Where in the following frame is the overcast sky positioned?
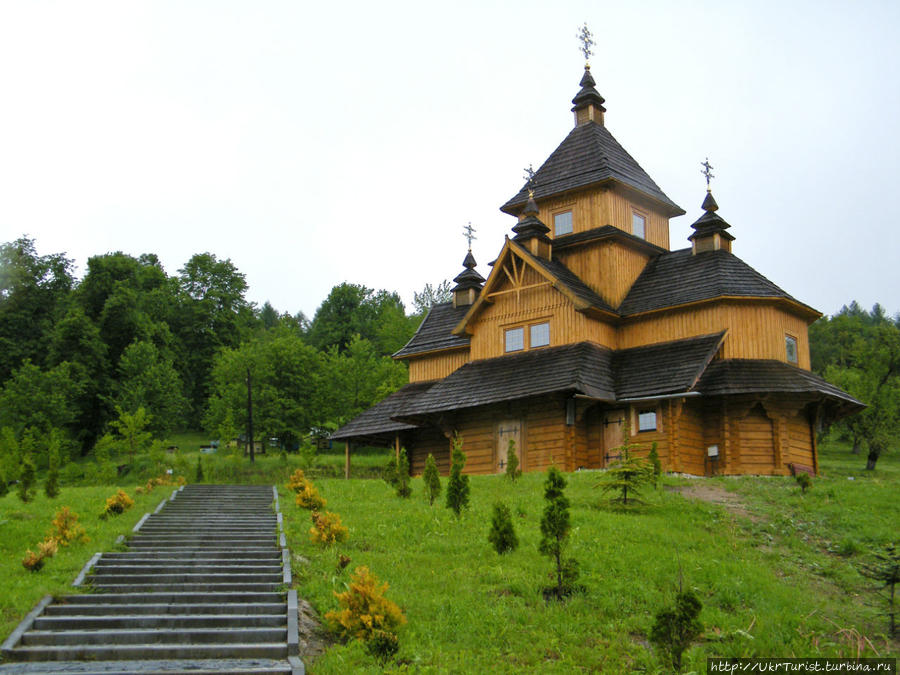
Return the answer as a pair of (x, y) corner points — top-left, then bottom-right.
(1, 0), (898, 320)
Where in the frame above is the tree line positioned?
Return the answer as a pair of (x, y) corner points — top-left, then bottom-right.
(0, 236), (446, 472)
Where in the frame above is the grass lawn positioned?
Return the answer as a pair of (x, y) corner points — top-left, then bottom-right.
(0, 484), (175, 642)
(283, 441), (900, 673)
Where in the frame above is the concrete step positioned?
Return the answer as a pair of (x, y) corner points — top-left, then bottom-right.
(0, 657), (298, 674)
(52, 592), (285, 605)
(92, 565), (283, 575)
(33, 613), (286, 630)
(98, 551), (282, 561)
(21, 627), (287, 647)
(90, 582), (283, 593)
(9, 642), (289, 661)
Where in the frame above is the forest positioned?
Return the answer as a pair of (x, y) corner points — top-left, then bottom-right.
(0, 235), (897, 477)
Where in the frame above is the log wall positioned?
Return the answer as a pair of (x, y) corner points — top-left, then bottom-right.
(556, 241), (652, 309)
(407, 349), (469, 383)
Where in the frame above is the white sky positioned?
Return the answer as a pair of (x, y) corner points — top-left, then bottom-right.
(1, 0), (898, 320)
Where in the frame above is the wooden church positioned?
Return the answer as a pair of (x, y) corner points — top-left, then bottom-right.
(332, 54), (862, 478)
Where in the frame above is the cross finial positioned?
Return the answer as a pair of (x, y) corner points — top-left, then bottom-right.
(701, 157), (715, 191)
(463, 222), (477, 250)
(576, 22), (594, 64)
(524, 164), (536, 197)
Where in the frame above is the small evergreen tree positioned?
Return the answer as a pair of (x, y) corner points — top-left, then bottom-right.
(445, 432), (470, 518)
(650, 589), (703, 672)
(395, 449), (412, 498)
(539, 467), (578, 599)
(795, 472), (812, 494)
(647, 441), (661, 486)
(18, 439), (37, 504)
(857, 543), (899, 637)
(44, 431), (61, 499)
(382, 456), (399, 488)
(422, 453), (441, 505)
(195, 455), (204, 482)
(505, 438), (521, 481)
(597, 420), (653, 506)
(488, 501), (518, 554)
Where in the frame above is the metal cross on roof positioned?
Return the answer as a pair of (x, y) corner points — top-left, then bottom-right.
(701, 157), (715, 189)
(523, 164), (536, 195)
(576, 23), (594, 63)
(463, 222), (477, 249)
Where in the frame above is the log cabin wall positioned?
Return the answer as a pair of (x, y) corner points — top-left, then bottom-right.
(535, 186), (670, 250)
(407, 425), (451, 476)
(620, 302), (812, 368)
(407, 349), (470, 383)
(468, 265), (617, 360)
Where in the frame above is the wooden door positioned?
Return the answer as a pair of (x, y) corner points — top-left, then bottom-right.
(738, 404), (775, 474)
(496, 420), (522, 473)
(602, 409), (626, 467)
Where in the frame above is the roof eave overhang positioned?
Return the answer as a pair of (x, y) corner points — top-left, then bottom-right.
(392, 344), (470, 361)
(621, 296), (822, 323)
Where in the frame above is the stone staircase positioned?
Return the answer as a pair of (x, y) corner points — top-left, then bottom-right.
(0, 484), (303, 674)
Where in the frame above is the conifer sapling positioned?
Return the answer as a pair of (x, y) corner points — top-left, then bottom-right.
(395, 448), (412, 498)
(539, 467), (578, 599)
(647, 441), (661, 487)
(650, 588), (703, 672)
(44, 432), (61, 499)
(505, 438), (521, 481)
(488, 501), (518, 554)
(445, 432), (470, 517)
(18, 452), (36, 504)
(422, 453), (441, 505)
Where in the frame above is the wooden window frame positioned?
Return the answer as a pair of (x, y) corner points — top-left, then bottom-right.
(504, 326), (525, 353)
(631, 209), (647, 240)
(530, 322), (550, 349)
(633, 405), (660, 433)
(502, 318), (551, 353)
(552, 207), (574, 236)
(785, 333), (799, 364)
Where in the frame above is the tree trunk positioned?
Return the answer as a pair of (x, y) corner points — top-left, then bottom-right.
(865, 444), (881, 470)
(851, 438), (861, 455)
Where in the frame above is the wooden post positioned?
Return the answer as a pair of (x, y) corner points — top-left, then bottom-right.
(394, 435), (400, 462)
(345, 442), (350, 480)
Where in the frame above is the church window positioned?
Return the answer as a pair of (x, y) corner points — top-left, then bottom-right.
(505, 327), (524, 352)
(632, 212), (646, 239)
(554, 210), (573, 236)
(530, 322), (550, 348)
(637, 408), (657, 432)
(785, 334), (798, 364)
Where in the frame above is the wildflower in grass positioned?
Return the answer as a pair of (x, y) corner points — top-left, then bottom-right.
(326, 566), (406, 662)
(309, 510), (349, 546)
(422, 453), (441, 505)
(488, 501), (518, 555)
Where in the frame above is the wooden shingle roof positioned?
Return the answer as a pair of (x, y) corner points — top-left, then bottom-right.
(393, 303), (470, 358)
(614, 332), (725, 399)
(501, 122), (684, 216)
(696, 359), (865, 415)
(618, 248), (818, 317)
(330, 381), (437, 442)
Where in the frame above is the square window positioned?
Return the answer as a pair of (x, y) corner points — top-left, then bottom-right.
(530, 322), (550, 348)
(554, 211), (573, 236)
(505, 327), (524, 352)
(785, 335), (798, 363)
(637, 409), (657, 432)
(632, 212), (646, 239)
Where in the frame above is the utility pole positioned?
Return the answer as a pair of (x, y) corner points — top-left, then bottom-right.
(246, 367), (255, 463)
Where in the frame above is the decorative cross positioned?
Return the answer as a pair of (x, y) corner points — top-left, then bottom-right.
(463, 222), (477, 249)
(701, 157), (715, 189)
(523, 164), (536, 196)
(576, 23), (594, 63)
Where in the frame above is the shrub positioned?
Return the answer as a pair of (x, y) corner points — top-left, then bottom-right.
(795, 472), (812, 494)
(488, 501), (518, 555)
(382, 456), (399, 488)
(505, 439), (521, 481)
(286, 468), (308, 493)
(325, 566), (407, 662)
(650, 589), (703, 672)
(395, 449), (412, 498)
(38, 538), (58, 559)
(18, 452), (36, 503)
(295, 482), (326, 510)
(49, 506), (89, 546)
(103, 490), (134, 517)
(445, 433), (470, 518)
(309, 510), (349, 546)
(857, 542), (899, 637)
(22, 549), (45, 572)
(422, 453), (441, 505)
(539, 467), (578, 600)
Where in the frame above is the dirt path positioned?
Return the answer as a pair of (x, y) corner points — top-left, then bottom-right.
(669, 483), (761, 522)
